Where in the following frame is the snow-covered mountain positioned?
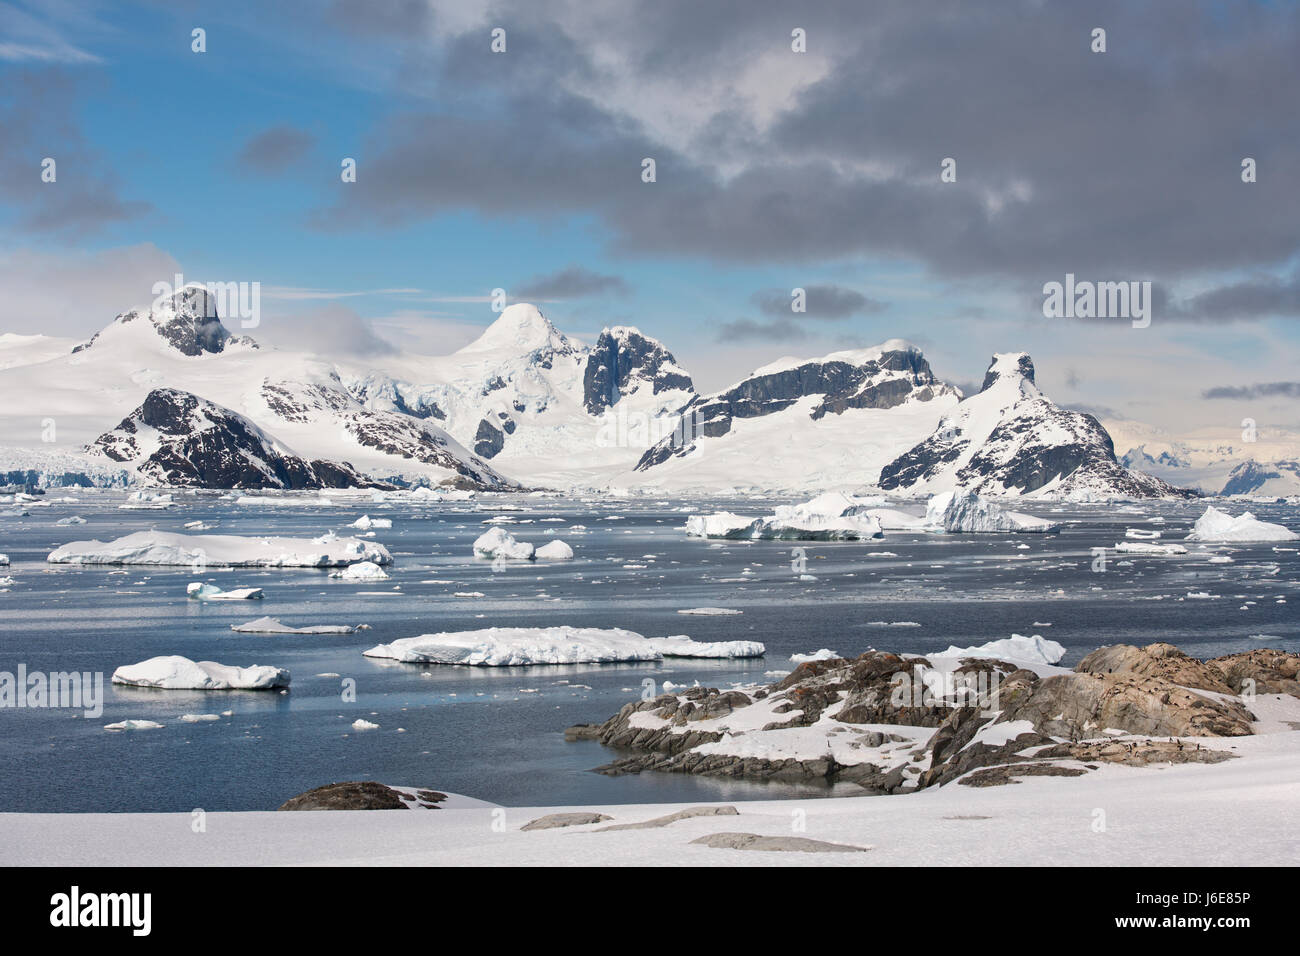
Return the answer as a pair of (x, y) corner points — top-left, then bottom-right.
(1108, 421), (1300, 497)
(1219, 459), (1300, 497)
(877, 352), (1183, 499)
(627, 341), (962, 491)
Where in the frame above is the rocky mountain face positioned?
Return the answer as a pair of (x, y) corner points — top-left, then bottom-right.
(1220, 459), (1300, 497)
(582, 326), (693, 415)
(91, 388), (377, 489)
(636, 343), (958, 472)
(878, 352), (1183, 499)
(73, 286), (257, 357)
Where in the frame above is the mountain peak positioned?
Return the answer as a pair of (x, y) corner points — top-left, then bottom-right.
(980, 352), (1036, 393)
(457, 303), (575, 356)
(73, 284), (256, 357)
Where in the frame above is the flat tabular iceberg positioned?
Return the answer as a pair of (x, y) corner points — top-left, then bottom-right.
(47, 530), (391, 568)
(932, 634), (1066, 665)
(112, 655), (291, 690)
(926, 491), (1060, 533)
(1184, 506), (1296, 543)
(363, 626), (760, 666)
(472, 526), (535, 561)
(1114, 541), (1188, 555)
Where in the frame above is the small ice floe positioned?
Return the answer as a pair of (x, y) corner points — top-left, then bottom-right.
(119, 491), (174, 510)
(349, 514), (392, 530)
(231, 616), (358, 635)
(351, 719), (379, 731)
(535, 540), (574, 560)
(0, 576), (14, 588)
(178, 713), (221, 723)
(932, 634), (1066, 665)
(676, 607), (742, 616)
(1207, 555), (1235, 564)
(453, 591), (485, 598)
(104, 719), (164, 731)
(864, 621), (921, 627)
(363, 626), (725, 666)
(329, 560), (389, 581)
(1125, 528), (1161, 539)
(1114, 541), (1188, 555)
(56, 515), (87, 526)
(187, 582), (264, 601)
(925, 492), (1060, 533)
(111, 655), (290, 690)
(1186, 591), (1214, 600)
(0, 554), (8, 567)
(47, 530), (391, 568)
(1184, 506), (1297, 543)
(472, 526), (535, 561)
(791, 648), (840, 663)
(183, 520), (215, 530)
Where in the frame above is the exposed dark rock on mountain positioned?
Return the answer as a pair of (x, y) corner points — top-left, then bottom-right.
(74, 286), (257, 357)
(278, 781), (447, 810)
(474, 418), (505, 459)
(583, 327), (693, 415)
(1220, 459), (1300, 496)
(90, 388), (378, 489)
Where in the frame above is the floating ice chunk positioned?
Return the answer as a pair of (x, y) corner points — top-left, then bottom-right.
(1113, 541), (1188, 555)
(683, 512), (758, 539)
(472, 526), (535, 561)
(926, 492), (1060, 533)
(183, 520), (215, 530)
(329, 561), (389, 581)
(187, 582), (264, 601)
(0, 554), (8, 566)
(119, 491), (174, 510)
(646, 636), (766, 658)
(791, 649), (840, 663)
(112, 655), (290, 690)
(676, 607), (742, 616)
(932, 633), (1066, 665)
(178, 713), (221, 722)
(231, 616), (358, 635)
(363, 626), (665, 666)
(535, 540), (575, 560)
(104, 719), (164, 731)
(47, 531), (391, 568)
(352, 719), (379, 730)
(1125, 528), (1161, 539)
(1184, 506), (1297, 542)
(56, 515), (86, 526)
(349, 514), (392, 530)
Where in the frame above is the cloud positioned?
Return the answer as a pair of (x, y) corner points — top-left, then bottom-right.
(714, 317), (807, 343)
(1168, 271), (1300, 322)
(254, 303), (397, 358)
(1202, 382), (1300, 401)
(237, 125), (316, 173)
(752, 284), (886, 320)
(513, 265), (630, 300)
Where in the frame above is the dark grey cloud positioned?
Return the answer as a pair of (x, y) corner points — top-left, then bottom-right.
(1202, 382), (1300, 401)
(714, 317), (806, 343)
(752, 284), (887, 320)
(514, 265), (630, 300)
(0, 67), (150, 235)
(314, 0), (1300, 297)
(1168, 271), (1300, 322)
(238, 125), (316, 173)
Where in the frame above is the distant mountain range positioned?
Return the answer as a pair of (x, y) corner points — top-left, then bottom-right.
(0, 288), (1261, 498)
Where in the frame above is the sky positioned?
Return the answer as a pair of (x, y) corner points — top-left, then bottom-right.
(1, 0), (1298, 440)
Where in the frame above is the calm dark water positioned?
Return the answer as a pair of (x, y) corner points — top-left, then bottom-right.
(0, 490), (1295, 811)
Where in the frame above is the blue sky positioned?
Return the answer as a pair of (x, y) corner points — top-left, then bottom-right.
(2, 0), (1298, 435)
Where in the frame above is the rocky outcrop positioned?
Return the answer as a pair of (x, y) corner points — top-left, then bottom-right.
(583, 327), (693, 415)
(568, 642), (1278, 794)
(74, 286), (256, 357)
(277, 781), (447, 810)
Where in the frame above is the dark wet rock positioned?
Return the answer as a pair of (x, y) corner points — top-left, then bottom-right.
(279, 781), (415, 811)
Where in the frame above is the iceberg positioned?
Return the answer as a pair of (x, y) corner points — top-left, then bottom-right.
(1184, 506), (1296, 543)
(187, 582), (264, 601)
(683, 512), (760, 539)
(112, 655), (290, 690)
(750, 492), (885, 540)
(349, 514), (392, 530)
(535, 539), (575, 560)
(932, 633), (1066, 665)
(646, 636), (766, 658)
(925, 491), (1060, 533)
(363, 626), (665, 666)
(1114, 541), (1188, 555)
(472, 526), (535, 561)
(231, 616), (358, 635)
(47, 530), (391, 568)
(329, 561), (389, 581)
(104, 719), (165, 731)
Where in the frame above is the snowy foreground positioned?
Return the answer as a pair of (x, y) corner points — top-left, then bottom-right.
(3, 735), (1296, 865)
